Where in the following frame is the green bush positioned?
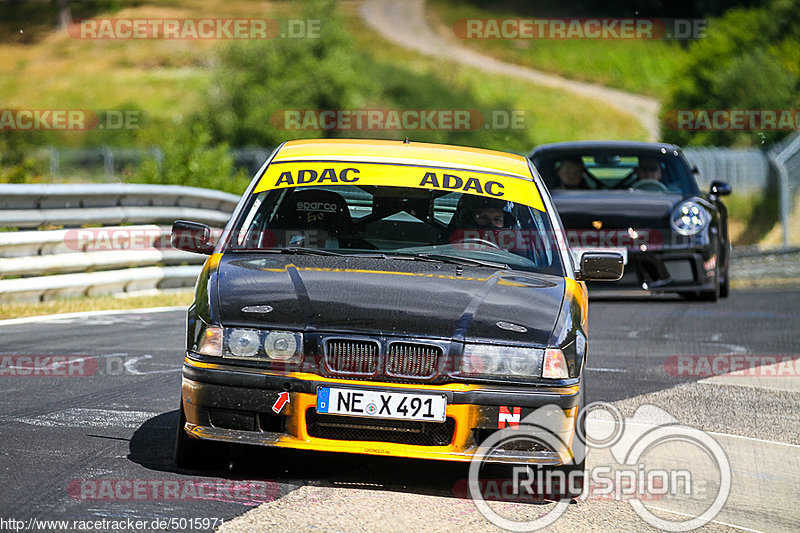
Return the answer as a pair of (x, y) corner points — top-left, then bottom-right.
(662, 0), (800, 146)
(134, 121), (249, 194)
(200, 0), (531, 153)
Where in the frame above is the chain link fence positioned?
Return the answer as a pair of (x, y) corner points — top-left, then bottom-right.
(30, 146), (273, 182)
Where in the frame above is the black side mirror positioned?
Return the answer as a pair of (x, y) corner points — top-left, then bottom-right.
(710, 181), (732, 197)
(577, 252), (624, 281)
(171, 220), (214, 254)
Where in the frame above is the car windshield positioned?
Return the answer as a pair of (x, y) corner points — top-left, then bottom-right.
(227, 173), (565, 276)
(533, 151), (698, 195)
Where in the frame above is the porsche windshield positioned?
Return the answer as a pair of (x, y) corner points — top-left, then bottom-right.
(533, 151), (699, 195)
(228, 178), (565, 276)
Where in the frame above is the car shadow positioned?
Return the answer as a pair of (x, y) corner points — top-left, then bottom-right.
(128, 411), (555, 506)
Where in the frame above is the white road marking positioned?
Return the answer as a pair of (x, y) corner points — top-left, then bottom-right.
(4, 408), (159, 428)
(123, 354), (181, 375)
(640, 504), (767, 533)
(586, 367), (629, 373)
(0, 306), (185, 327)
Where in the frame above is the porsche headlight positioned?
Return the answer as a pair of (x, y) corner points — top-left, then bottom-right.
(460, 344), (543, 378)
(671, 201), (709, 236)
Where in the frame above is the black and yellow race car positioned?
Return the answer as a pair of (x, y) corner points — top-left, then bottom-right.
(171, 139), (621, 479)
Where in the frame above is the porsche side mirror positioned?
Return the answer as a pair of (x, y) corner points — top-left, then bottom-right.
(171, 220), (214, 254)
(710, 180), (732, 197)
(577, 252), (624, 281)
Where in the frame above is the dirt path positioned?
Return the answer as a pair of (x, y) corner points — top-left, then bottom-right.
(360, 0), (661, 141)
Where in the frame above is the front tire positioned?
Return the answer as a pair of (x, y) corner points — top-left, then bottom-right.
(720, 267), (730, 298)
(175, 402), (227, 470)
(556, 371), (586, 499)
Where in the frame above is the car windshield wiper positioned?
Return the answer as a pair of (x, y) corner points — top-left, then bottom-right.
(404, 253), (509, 270)
(277, 247), (345, 256)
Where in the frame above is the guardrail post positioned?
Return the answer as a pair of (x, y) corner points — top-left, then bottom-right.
(101, 145), (114, 180)
(49, 147), (59, 177)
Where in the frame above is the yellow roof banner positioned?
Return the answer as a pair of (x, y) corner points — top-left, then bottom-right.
(254, 161), (545, 212)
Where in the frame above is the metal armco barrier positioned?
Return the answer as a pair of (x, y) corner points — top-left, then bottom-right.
(0, 184), (239, 303)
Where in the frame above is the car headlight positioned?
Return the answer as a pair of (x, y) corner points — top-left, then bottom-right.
(228, 329), (260, 358)
(193, 327), (303, 364)
(460, 344), (543, 378)
(264, 331), (300, 361)
(542, 348), (569, 379)
(671, 201), (709, 236)
(195, 325), (223, 357)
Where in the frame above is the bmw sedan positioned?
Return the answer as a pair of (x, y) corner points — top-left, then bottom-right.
(171, 138), (622, 483)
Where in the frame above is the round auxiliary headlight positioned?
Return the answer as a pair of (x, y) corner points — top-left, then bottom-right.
(228, 329), (260, 357)
(671, 201), (709, 236)
(264, 331), (299, 361)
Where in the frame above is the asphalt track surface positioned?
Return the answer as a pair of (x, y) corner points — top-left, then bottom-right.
(0, 289), (798, 532)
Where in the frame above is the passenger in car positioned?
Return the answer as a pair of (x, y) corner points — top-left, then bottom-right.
(555, 157), (588, 189)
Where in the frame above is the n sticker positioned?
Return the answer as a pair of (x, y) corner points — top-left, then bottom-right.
(498, 406), (521, 428)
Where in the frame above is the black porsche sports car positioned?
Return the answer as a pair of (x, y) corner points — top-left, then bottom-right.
(530, 141), (732, 301)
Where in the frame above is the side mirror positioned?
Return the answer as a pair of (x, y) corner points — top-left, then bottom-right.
(171, 220), (214, 254)
(709, 180), (732, 197)
(577, 252), (624, 281)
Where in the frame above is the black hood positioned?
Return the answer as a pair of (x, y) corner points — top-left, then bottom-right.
(551, 190), (685, 230)
(215, 254), (565, 346)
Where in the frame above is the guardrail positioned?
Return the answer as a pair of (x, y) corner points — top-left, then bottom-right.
(0, 184), (239, 303)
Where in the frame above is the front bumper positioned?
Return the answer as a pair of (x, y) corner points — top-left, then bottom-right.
(595, 247), (718, 293)
(180, 357), (581, 465)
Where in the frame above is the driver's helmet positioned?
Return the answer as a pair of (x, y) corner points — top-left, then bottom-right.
(452, 194), (517, 230)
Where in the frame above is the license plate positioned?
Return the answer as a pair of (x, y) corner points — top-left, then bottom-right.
(572, 246), (628, 265)
(316, 387), (447, 422)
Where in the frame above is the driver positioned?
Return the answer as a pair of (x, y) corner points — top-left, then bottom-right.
(637, 157), (663, 182)
(448, 195), (521, 252)
(451, 195), (517, 230)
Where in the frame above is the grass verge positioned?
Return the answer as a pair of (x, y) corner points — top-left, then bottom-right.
(0, 289), (194, 320)
(343, 3), (648, 147)
(428, 0), (684, 99)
